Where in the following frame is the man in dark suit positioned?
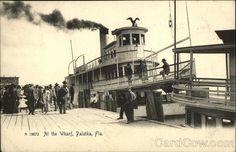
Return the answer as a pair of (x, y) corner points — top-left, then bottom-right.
(24, 84), (36, 115)
(69, 84), (75, 109)
(160, 58), (170, 79)
(57, 81), (68, 114)
(116, 91), (126, 120)
(125, 63), (133, 84)
(124, 88), (136, 124)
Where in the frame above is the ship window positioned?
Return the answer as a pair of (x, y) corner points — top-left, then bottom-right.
(134, 65), (139, 76)
(122, 34), (130, 46)
(132, 34), (140, 45)
(106, 52), (110, 59)
(193, 112), (201, 128)
(119, 36), (122, 47)
(105, 73), (108, 80)
(222, 118), (234, 128)
(119, 67), (123, 77)
(114, 70), (117, 78)
(186, 109), (191, 125)
(111, 51), (114, 58)
(141, 34), (145, 45)
(206, 116), (216, 127)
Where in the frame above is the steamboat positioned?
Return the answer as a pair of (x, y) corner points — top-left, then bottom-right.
(65, 1), (235, 128)
(65, 19), (193, 120)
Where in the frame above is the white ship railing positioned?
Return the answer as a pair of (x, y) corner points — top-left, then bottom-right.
(91, 60), (193, 90)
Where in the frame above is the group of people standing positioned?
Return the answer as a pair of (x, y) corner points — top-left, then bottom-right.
(0, 84), (21, 114)
(1, 81), (75, 115)
(23, 81), (75, 115)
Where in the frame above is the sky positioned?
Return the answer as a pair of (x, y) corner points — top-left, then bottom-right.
(0, 1), (235, 85)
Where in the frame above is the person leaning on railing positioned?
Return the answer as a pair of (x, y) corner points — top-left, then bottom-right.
(125, 63), (133, 84)
(160, 58), (170, 79)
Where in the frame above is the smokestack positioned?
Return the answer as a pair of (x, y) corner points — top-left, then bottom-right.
(99, 27), (109, 57)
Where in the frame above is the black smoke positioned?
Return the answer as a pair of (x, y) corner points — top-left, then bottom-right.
(40, 9), (66, 28)
(66, 18), (106, 31)
(1, 1), (34, 22)
(0, 1), (107, 31)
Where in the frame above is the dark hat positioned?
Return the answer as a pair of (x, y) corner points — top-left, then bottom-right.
(55, 83), (59, 86)
(162, 58), (166, 62)
(62, 81), (67, 84)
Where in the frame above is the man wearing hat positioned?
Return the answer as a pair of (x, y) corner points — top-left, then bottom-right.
(57, 81), (68, 114)
(123, 87), (136, 124)
(125, 63), (133, 84)
(160, 58), (170, 79)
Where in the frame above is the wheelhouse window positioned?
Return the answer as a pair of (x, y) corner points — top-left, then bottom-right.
(122, 34), (130, 46)
(141, 34), (145, 45)
(132, 34), (140, 45)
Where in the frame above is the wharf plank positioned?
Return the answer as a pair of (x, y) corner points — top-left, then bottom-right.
(47, 114), (62, 130)
(21, 113), (30, 132)
(58, 113), (78, 129)
(15, 112), (23, 132)
(7, 114), (17, 130)
(35, 113), (48, 131)
(1, 114), (12, 130)
(41, 114), (59, 131)
(6, 114), (13, 129)
(27, 114), (39, 131)
(1, 115), (8, 125)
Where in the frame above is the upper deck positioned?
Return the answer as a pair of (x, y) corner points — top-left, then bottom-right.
(67, 23), (171, 92)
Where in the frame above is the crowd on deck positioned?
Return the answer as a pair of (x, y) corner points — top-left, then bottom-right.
(0, 81), (75, 115)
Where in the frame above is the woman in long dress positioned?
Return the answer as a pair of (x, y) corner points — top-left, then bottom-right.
(42, 89), (50, 114)
(18, 90), (28, 112)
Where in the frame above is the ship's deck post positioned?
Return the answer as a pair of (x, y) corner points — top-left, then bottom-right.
(145, 89), (164, 122)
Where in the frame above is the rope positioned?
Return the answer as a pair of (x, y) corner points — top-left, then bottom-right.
(169, 0), (174, 40)
(185, 1), (192, 46)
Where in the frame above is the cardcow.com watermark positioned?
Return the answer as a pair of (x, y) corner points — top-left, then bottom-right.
(154, 138), (235, 148)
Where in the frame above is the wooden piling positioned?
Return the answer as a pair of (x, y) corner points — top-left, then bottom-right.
(145, 90), (164, 122)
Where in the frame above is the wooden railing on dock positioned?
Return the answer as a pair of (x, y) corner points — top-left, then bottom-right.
(172, 78), (235, 112)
